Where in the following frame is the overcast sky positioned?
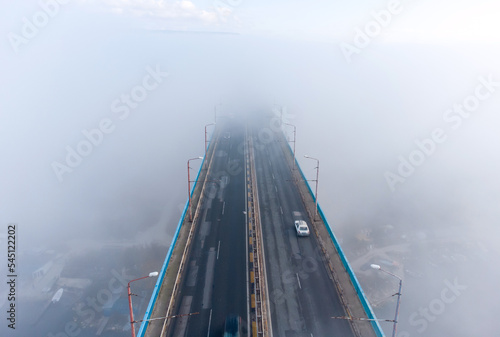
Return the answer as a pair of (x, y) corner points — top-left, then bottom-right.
(1, 1), (500, 336)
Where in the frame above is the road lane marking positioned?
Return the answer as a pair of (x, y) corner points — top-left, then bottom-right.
(296, 273), (302, 289)
(172, 296), (193, 337)
(222, 201), (226, 215)
(217, 241), (221, 260)
(207, 309), (212, 337)
(274, 185), (278, 193)
(202, 248), (216, 309)
(280, 206), (283, 215)
(186, 261), (198, 287)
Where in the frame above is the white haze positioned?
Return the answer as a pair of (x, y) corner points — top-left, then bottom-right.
(1, 1), (500, 337)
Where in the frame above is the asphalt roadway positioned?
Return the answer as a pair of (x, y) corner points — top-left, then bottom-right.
(252, 122), (356, 337)
(164, 114), (358, 337)
(166, 119), (248, 337)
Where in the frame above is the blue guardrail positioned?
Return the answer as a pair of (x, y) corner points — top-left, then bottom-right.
(284, 140), (385, 337)
(137, 154), (206, 337)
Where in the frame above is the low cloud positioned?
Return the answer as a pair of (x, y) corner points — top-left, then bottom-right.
(76, 0), (236, 29)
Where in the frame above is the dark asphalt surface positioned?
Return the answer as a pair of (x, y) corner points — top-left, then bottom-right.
(252, 119), (355, 337)
(166, 119), (248, 337)
(166, 114), (356, 337)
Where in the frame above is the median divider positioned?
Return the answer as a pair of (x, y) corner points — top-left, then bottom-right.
(246, 131), (271, 336)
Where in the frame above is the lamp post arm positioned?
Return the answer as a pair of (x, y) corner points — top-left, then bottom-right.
(128, 275), (150, 289)
(378, 268), (403, 283)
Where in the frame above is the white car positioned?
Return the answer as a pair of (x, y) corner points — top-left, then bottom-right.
(294, 220), (310, 236)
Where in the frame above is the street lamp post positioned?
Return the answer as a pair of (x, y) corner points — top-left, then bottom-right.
(370, 264), (403, 337)
(214, 102), (222, 123)
(304, 155), (319, 220)
(187, 157), (203, 222)
(284, 123), (296, 170)
(128, 271), (159, 337)
(205, 123), (216, 156)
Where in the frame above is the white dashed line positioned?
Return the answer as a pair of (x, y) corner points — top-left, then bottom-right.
(207, 309), (212, 337)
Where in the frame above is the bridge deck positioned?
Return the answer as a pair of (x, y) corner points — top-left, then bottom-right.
(141, 114), (382, 337)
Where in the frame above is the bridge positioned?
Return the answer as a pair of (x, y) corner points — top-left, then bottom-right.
(135, 111), (385, 337)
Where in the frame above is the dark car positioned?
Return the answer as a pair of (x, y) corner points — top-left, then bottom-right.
(224, 314), (242, 337)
